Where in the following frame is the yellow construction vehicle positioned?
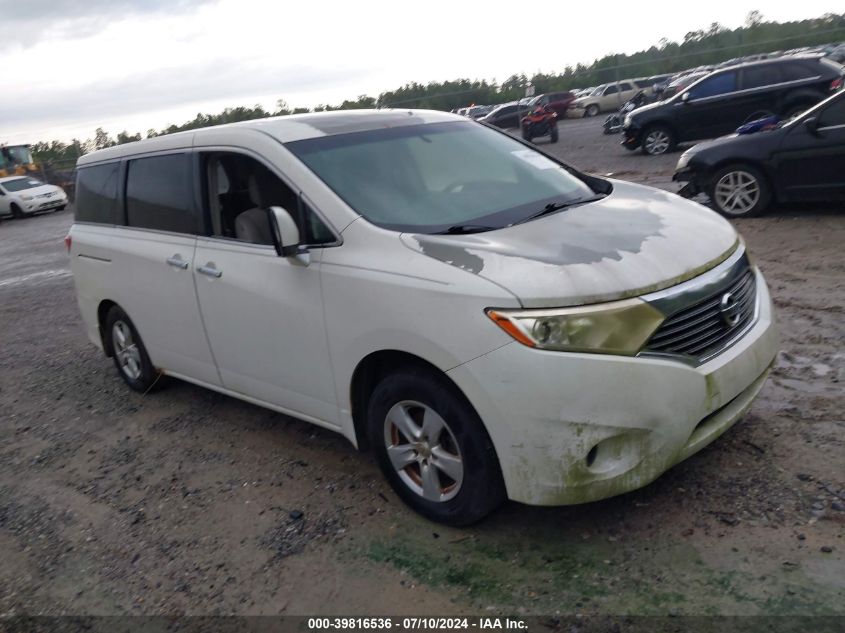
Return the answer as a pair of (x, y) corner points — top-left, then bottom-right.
(0, 144), (38, 177)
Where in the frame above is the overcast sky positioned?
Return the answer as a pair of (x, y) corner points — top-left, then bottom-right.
(2, 0), (842, 144)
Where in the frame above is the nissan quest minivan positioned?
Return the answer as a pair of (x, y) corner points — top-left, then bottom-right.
(69, 110), (778, 525)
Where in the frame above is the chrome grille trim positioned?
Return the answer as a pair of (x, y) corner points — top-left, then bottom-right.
(640, 246), (759, 365)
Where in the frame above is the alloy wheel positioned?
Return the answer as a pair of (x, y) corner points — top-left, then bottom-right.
(383, 400), (464, 502)
(714, 170), (760, 215)
(644, 129), (671, 155)
(112, 320), (143, 381)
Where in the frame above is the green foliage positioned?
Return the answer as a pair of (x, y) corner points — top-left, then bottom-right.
(28, 10), (845, 165)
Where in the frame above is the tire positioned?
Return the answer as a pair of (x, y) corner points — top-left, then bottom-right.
(10, 203), (23, 219)
(104, 306), (162, 392)
(585, 104), (599, 117)
(56, 205), (66, 212)
(640, 125), (676, 156)
(367, 368), (505, 525)
(550, 126), (559, 143)
(708, 164), (771, 218)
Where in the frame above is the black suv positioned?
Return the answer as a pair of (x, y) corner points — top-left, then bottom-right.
(623, 56), (845, 155)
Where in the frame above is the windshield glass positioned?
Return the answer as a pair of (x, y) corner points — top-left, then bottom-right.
(287, 121), (596, 233)
(2, 177), (43, 192)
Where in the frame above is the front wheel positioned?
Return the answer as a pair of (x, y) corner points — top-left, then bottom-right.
(585, 104), (599, 117)
(10, 203), (23, 219)
(641, 125), (676, 155)
(105, 306), (162, 392)
(708, 164), (771, 218)
(367, 370), (505, 525)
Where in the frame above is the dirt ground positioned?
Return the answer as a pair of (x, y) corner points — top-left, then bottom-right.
(0, 116), (843, 618)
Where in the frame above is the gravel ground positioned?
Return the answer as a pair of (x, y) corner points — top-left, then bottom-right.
(0, 117), (843, 617)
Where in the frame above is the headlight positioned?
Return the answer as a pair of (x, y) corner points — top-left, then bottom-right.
(486, 298), (664, 355)
(21, 194), (33, 200)
(676, 150), (693, 171)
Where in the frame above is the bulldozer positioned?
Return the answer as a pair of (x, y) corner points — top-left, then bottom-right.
(0, 144), (39, 177)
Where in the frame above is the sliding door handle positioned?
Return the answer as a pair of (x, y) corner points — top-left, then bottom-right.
(197, 264), (222, 278)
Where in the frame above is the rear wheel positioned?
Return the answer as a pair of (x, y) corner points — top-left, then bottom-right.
(367, 369), (505, 525)
(550, 125), (559, 143)
(641, 125), (676, 156)
(708, 164), (770, 218)
(105, 306), (162, 392)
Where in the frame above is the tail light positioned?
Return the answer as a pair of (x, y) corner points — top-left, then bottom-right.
(64, 234), (72, 253)
(831, 77), (844, 92)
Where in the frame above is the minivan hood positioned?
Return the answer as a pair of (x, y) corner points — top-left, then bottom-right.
(401, 180), (738, 308)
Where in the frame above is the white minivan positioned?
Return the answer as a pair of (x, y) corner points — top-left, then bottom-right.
(69, 110), (778, 525)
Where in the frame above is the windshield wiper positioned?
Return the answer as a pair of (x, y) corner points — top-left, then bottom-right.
(517, 195), (605, 225)
(435, 224), (498, 235)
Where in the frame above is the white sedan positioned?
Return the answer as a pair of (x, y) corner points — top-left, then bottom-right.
(0, 175), (68, 219)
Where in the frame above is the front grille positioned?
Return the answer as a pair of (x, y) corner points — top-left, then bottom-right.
(645, 269), (757, 361)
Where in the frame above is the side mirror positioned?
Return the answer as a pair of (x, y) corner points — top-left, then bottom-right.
(803, 116), (820, 136)
(681, 92), (691, 103)
(268, 206), (304, 258)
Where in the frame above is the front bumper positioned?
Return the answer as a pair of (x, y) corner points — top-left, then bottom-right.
(621, 128), (640, 149)
(673, 167), (705, 198)
(448, 268), (778, 506)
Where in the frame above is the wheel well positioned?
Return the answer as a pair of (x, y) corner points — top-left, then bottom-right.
(97, 300), (118, 357)
(349, 350), (462, 452)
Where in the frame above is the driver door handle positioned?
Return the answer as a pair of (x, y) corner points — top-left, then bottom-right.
(197, 263), (222, 278)
(166, 255), (189, 270)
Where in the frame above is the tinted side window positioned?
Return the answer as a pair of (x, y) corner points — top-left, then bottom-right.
(604, 85), (619, 95)
(126, 154), (194, 233)
(781, 62), (816, 82)
(819, 99), (845, 127)
(688, 72), (737, 99)
(75, 163), (119, 224)
(619, 82), (633, 91)
(743, 65), (781, 89)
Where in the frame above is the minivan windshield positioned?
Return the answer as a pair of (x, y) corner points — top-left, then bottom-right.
(286, 121), (597, 233)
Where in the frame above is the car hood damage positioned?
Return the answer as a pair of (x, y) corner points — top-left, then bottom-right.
(402, 180), (739, 308)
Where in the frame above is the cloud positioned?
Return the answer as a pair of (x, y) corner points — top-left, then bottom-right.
(1, 0), (217, 48)
(0, 59), (369, 135)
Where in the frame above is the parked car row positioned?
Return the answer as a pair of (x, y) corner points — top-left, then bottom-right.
(623, 55), (845, 155)
(673, 85), (845, 217)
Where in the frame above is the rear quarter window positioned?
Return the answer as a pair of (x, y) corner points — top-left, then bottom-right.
(742, 65), (782, 90)
(126, 153), (195, 234)
(75, 163), (119, 224)
(781, 62), (818, 82)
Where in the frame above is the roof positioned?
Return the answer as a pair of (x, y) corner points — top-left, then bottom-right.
(78, 109), (460, 166)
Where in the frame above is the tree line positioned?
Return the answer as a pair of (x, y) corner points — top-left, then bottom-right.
(30, 10), (845, 166)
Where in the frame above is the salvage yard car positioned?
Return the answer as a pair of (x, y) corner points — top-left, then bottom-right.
(0, 175), (68, 218)
(68, 110), (778, 525)
(674, 89), (845, 216)
(570, 81), (639, 117)
(623, 55), (845, 155)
